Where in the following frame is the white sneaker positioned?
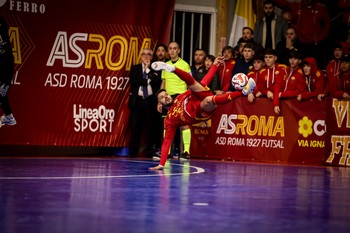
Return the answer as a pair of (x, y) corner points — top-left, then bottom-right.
(0, 115), (17, 126)
(151, 61), (175, 72)
(242, 78), (256, 95)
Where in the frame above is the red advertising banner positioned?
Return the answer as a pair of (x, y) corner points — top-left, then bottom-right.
(191, 97), (328, 165)
(0, 0), (175, 146)
(325, 99), (350, 166)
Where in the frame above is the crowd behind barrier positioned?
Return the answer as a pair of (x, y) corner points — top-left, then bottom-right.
(190, 97), (350, 167)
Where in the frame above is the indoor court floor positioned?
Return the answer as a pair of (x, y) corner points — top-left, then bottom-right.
(0, 157), (349, 233)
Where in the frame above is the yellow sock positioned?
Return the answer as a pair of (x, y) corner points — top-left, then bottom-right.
(182, 128), (191, 154)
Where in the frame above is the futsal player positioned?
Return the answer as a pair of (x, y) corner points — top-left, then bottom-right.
(149, 57), (256, 170)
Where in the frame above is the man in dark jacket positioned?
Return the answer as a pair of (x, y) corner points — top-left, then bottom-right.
(128, 48), (162, 157)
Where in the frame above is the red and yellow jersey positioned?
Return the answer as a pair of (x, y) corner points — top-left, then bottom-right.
(159, 89), (213, 166)
(165, 89), (213, 128)
(256, 64), (286, 106)
(217, 58), (236, 92)
(280, 67), (306, 98)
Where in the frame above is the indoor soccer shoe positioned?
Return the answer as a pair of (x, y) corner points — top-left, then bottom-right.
(242, 78), (256, 95)
(151, 61), (175, 72)
(179, 152), (190, 161)
(0, 115), (17, 126)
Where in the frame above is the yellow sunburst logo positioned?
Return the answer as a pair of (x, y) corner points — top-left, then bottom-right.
(298, 116), (313, 138)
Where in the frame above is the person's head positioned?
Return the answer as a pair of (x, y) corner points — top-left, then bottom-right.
(252, 54), (265, 71)
(288, 50), (302, 68)
(155, 44), (168, 62)
(168, 41), (181, 61)
(286, 26), (298, 42)
(282, 10), (292, 24)
(194, 48), (207, 65)
(205, 55), (215, 69)
(301, 57), (317, 76)
(242, 27), (254, 41)
(156, 89), (174, 107)
(302, 64), (311, 76)
(140, 48), (153, 64)
(264, 48), (277, 68)
(263, 0), (275, 17)
(242, 43), (255, 61)
(221, 46), (234, 60)
(237, 38), (248, 54)
(340, 53), (350, 73)
(332, 41), (344, 60)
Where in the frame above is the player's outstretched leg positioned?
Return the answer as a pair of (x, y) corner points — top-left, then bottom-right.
(151, 61), (175, 72)
(152, 61), (197, 87)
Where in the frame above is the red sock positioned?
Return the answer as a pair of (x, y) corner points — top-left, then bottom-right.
(212, 91), (242, 105)
(174, 68), (195, 86)
(200, 64), (218, 86)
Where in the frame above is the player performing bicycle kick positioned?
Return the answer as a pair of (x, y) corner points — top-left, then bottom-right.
(149, 57), (255, 170)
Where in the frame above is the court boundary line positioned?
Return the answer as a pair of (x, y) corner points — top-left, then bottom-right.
(0, 158), (205, 180)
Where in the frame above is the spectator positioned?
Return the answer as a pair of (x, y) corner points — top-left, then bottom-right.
(328, 53), (350, 99)
(255, 48), (287, 114)
(231, 43), (255, 84)
(236, 38), (247, 60)
(254, 0), (288, 50)
(203, 54), (220, 92)
(153, 44), (168, 63)
(279, 50), (307, 99)
(297, 57), (326, 101)
(191, 48), (207, 82)
(216, 46), (236, 93)
(247, 53), (265, 103)
(128, 48), (162, 157)
(233, 27), (265, 55)
(273, 0), (330, 68)
(323, 41), (345, 100)
(275, 26), (303, 66)
(281, 9), (292, 26)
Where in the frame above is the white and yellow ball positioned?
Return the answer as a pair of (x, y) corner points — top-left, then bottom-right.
(231, 73), (249, 90)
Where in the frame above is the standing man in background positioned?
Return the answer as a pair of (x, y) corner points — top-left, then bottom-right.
(254, 0), (288, 50)
(273, 0), (330, 68)
(191, 48), (207, 82)
(128, 48), (161, 157)
(0, 16), (16, 127)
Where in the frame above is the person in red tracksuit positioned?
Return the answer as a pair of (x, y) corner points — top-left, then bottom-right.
(279, 50), (306, 99)
(324, 42), (345, 100)
(255, 49), (287, 114)
(297, 57), (325, 101)
(216, 46), (236, 92)
(148, 57), (256, 170)
(247, 53), (265, 103)
(329, 54), (350, 99)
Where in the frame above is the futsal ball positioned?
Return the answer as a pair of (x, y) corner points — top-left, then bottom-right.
(232, 73), (249, 90)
